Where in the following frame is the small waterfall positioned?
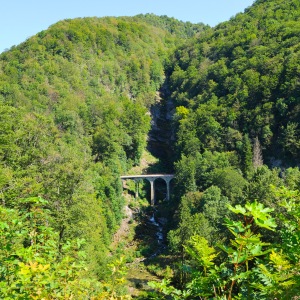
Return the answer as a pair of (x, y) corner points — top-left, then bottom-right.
(144, 84), (174, 258)
(148, 212), (165, 257)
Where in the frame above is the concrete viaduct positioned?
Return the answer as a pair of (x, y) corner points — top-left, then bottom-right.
(120, 174), (174, 205)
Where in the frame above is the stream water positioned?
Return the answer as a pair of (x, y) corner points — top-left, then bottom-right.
(145, 88), (174, 258)
(148, 212), (165, 257)
(125, 89), (175, 296)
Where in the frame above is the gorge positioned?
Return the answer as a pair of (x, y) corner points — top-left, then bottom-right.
(1, 0), (300, 298)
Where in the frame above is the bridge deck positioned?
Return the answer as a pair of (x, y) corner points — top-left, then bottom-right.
(120, 174), (174, 179)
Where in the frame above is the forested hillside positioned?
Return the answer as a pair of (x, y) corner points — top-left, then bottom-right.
(0, 15), (206, 297)
(151, 0), (300, 298)
(1, 0), (300, 298)
(169, 0), (300, 165)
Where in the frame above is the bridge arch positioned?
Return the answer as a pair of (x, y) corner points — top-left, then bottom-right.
(120, 174), (174, 205)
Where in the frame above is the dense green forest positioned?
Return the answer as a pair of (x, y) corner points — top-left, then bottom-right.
(152, 0), (300, 298)
(0, 14), (206, 298)
(0, 0), (300, 298)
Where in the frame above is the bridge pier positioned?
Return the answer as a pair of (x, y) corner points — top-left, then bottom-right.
(149, 178), (155, 206)
(135, 179), (141, 199)
(164, 177), (172, 201)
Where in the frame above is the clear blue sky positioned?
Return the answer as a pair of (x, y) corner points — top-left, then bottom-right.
(1, 0), (255, 53)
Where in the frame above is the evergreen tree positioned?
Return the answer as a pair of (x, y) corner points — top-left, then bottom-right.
(240, 133), (253, 176)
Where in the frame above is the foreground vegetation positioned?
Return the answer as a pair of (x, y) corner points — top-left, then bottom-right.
(148, 0), (300, 298)
(149, 192), (300, 299)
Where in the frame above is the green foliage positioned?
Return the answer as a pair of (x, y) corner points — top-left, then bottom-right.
(227, 201), (276, 231)
(0, 14), (206, 296)
(256, 251), (296, 298)
(0, 199), (95, 299)
(238, 134), (253, 176)
(2, 0), (300, 297)
(168, 0), (300, 165)
(0, 15), (201, 287)
(174, 151), (237, 196)
(273, 185), (300, 268)
(246, 166), (283, 209)
(148, 279), (187, 300)
(152, 201), (300, 299)
(168, 191), (213, 253)
(212, 167), (247, 203)
(184, 236), (218, 274)
(134, 14), (208, 39)
(0, 198), (133, 299)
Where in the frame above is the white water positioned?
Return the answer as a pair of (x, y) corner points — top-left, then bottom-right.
(148, 213), (165, 257)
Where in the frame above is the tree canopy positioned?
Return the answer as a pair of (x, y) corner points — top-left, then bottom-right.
(1, 1), (300, 298)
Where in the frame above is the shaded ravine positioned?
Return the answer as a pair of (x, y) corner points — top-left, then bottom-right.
(141, 85), (175, 259)
(119, 88), (176, 297)
(147, 86), (175, 173)
(124, 195), (173, 296)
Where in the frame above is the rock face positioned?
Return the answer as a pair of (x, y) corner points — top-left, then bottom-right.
(147, 91), (175, 171)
